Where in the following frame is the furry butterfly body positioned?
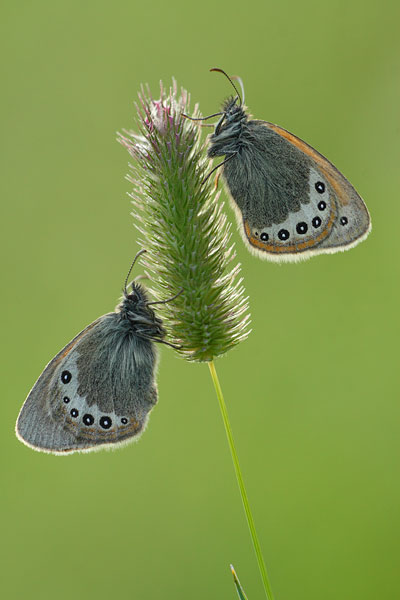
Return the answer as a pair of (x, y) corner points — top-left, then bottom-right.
(16, 282), (165, 455)
(207, 78), (371, 262)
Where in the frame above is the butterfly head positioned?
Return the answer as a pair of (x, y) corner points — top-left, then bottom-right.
(221, 96), (247, 125)
(208, 68), (248, 146)
(208, 95), (247, 158)
(119, 282), (166, 341)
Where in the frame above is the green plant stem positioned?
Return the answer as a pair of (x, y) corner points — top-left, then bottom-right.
(208, 360), (274, 600)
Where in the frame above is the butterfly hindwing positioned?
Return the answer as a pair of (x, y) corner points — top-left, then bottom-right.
(234, 121), (370, 261)
(16, 314), (158, 454)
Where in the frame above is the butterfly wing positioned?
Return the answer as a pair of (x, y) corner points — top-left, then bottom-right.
(222, 120), (371, 262)
(16, 314), (158, 454)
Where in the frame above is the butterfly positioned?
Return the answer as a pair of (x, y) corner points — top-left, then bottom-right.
(193, 68), (371, 262)
(16, 251), (178, 455)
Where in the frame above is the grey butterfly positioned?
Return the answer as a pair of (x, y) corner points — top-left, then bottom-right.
(16, 251), (175, 455)
(191, 68), (371, 262)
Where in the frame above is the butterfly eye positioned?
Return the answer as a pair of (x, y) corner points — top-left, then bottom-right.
(129, 289), (139, 303)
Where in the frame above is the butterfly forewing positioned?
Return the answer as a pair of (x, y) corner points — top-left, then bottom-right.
(16, 314), (158, 454)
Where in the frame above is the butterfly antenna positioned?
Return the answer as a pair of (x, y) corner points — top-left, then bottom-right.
(210, 68), (243, 106)
(124, 249), (147, 295)
(231, 75), (245, 105)
(146, 288), (184, 307)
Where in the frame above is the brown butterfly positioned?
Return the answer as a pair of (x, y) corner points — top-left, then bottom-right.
(198, 69), (371, 262)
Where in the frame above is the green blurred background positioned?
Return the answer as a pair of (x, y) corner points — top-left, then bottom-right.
(1, 1), (399, 599)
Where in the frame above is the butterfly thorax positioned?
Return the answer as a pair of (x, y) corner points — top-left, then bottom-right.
(117, 283), (166, 341)
(208, 98), (248, 158)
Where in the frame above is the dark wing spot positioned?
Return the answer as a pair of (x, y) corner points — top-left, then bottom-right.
(61, 370), (72, 384)
(83, 414), (94, 426)
(312, 217), (322, 228)
(278, 229), (290, 241)
(296, 222), (308, 235)
(100, 416), (112, 430)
